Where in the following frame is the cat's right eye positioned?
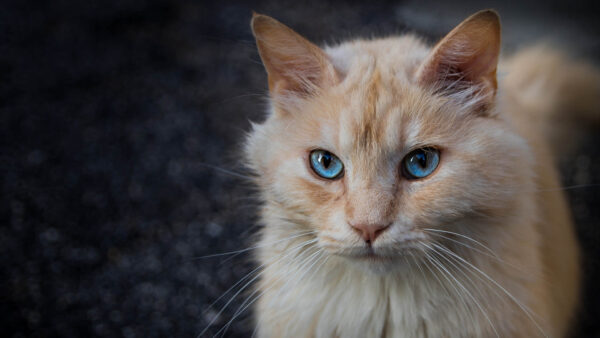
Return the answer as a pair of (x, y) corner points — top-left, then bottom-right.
(309, 149), (344, 179)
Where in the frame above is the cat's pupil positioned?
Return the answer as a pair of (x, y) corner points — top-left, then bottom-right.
(415, 152), (427, 168)
(320, 153), (331, 168)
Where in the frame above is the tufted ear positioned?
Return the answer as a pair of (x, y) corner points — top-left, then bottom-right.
(251, 13), (338, 97)
(417, 10), (501, 110)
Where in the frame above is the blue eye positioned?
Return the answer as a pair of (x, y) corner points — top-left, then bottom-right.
(309, 150), (344, 179)
(402, 147), (440, 179)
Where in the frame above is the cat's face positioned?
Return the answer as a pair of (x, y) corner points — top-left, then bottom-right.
(247, 12), (532, 272)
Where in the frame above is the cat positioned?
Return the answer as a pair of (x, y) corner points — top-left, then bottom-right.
(244, 9), (600, 337)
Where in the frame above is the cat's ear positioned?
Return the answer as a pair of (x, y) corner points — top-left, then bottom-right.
(417, 10), (501, 110)
(251, 13), (338, 97)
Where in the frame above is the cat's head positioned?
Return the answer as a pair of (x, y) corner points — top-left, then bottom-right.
(246, 10), (533, 272)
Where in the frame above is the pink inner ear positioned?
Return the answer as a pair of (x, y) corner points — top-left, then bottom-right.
(417, 10), (501, 98)
(252, 14), (338, 96)
(267, 47), (331, 95)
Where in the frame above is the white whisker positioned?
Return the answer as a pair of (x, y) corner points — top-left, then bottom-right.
(431, 242), (547, 337)
(198, 238), (318, 337)
(215, 248), (325, 337)
(424, 230), (526, 273)
(407, 250), (433, 295)
(422, 228), (499, 257)
(195, 162), (254, 180)
(432, 240), (511, 311)
(423, 246), (498, 337)
(426, 243), (500, 337)
(193, 230), (316, 260)
(251, 253), (330, 338)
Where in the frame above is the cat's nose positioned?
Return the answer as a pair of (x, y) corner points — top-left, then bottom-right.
(349, 222), (391, 244)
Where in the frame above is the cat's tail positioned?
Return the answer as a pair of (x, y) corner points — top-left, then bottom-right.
(502, 45), (600, 156)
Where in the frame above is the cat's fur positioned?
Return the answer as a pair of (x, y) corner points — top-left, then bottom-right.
(245, 10), (600, 337)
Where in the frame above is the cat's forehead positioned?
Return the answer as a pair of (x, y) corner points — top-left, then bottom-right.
(326, 35), (430, 86)
(324, 37), (433, 150)
(336, 83), (421, 168)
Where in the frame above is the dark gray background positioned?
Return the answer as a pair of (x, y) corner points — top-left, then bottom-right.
(2, 0), (599, 337)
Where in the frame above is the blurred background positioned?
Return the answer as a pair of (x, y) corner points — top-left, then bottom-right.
(1, 0), (599, 337)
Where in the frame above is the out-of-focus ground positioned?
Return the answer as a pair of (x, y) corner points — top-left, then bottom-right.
(1, 1), (599, 337)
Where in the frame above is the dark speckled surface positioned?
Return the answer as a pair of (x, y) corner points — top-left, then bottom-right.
(1, 1), (599, 337)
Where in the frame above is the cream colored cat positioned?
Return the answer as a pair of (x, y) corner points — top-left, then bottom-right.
(245, 10), (600, 337)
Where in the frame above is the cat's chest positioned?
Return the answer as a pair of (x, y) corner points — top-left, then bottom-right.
(257, 260), (431, 337)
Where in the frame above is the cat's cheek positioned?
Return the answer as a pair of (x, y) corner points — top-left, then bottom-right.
(390, 194), (428, 231)
(316, 209), (359, 251)
(289, 177), (340, 207)
(319, 209), (348, 237)
(395, 170), (466, 229)
(308, 184), (347, 230)
(261, 151), (305, 182)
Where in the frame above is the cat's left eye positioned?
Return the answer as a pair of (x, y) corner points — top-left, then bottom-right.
(402, 147), (440, 179)
(309, 149), (344, 179)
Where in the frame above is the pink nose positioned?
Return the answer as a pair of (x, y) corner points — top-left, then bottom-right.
(349, 222), (391, 244)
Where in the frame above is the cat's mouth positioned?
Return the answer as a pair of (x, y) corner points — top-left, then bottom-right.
(320, 237), (428, 273)
(340, 246), (407, 263)
(320, 235), (424, 261)
(353, 250), (395, 262)
(319, 232), (428, 266)
(338, 247), (417, 273)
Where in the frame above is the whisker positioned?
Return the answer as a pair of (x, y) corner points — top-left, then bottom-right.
(214, 92), (266, 105)
(423, 249), (473, 316)
(268, 249), (324, 310)
(201, 262), (262, 320)
(195, 162), (254, 180)
(192, 230), (316, 260)
(198, 238), (318, 337)
(431, 242), (547, 337)
(423, 247), (498, 337)
(418, 249), (453, 299)
(407, 251), (434, 295)
(215, 249), (324, 337)
(198, 234), (317, 320)
(422, 228), (498, 257)
(426, 244), (500, 337)
(517, 183), (600, 193)
(423, 230), (526, 273)
(432, 241), (512, 311)
(251, 252), (330, 337)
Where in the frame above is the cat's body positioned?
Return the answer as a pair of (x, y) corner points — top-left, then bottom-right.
(245, 11), (599, 337)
